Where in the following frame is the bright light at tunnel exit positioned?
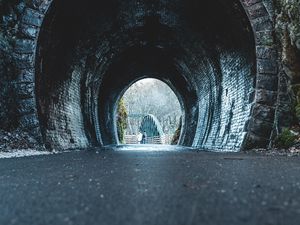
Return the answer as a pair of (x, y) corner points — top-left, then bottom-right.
(116, 78), (183, 146)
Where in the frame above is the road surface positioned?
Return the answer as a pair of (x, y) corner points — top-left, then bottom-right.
(0, 145), (300, 225)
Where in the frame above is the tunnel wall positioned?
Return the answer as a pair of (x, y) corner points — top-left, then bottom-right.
(9, 0), (279, 151)
(96, 47), (199, 146)
(41, 68), (89, 149)
(195, 52), (254, 150)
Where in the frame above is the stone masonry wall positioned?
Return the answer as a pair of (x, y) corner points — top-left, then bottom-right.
(1, 0), (298, 151)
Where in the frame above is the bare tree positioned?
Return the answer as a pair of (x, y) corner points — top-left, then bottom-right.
(123, 79), (182, 135)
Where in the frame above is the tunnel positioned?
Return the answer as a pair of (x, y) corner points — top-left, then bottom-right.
(13, 0), (278, 151)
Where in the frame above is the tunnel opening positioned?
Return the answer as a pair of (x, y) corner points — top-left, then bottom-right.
(116, 78), (184, 146)
(32, 0), (262, 151)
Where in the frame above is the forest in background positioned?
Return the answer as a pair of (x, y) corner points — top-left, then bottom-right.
(121, 79), (182, 140)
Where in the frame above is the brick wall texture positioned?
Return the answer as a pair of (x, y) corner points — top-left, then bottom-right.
(0, 0), (282, 151)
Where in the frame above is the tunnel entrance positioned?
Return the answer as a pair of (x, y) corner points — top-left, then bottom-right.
(12, 0), (277, 151)
(116, 78), (183, 145)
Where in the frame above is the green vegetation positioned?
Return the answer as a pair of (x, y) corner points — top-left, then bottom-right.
(273, 0), (300, 149)
(275, 0), (300, 52)
(275, 0), (300, 88)
(171, 119), (182, 145)
(294, 84), (300, 121)
(117, 98), (128, 144)
(274, 128), (297, 149)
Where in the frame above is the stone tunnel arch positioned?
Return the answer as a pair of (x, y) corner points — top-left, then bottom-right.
(13, 0), (278, 151)
(97, 50), (196, 147)
(140, 114), (165, 144)
(106, 76), (187, 146)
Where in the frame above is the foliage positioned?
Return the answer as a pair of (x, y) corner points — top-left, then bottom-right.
(171, 119), (182, 145)
(123, 78), (182, 135)
(274, 0), (300, 82)
(274, 128), (297, 149)
(275, 0), (300, 50)
(117, 98), (128, 144)
(274, 0), (300, 132)
(123, 79), (181, 118)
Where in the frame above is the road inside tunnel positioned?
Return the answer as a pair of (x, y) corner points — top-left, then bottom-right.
(1, 149), (300, 225)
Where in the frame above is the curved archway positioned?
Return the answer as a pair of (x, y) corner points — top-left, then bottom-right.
(12, 0), (278, 151)
(140, 114), (165, 144)
(115, 78), (183, 145)
(97, 47), (197, 146)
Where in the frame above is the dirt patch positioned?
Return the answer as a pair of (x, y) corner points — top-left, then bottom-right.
(250, 147), (300, 157)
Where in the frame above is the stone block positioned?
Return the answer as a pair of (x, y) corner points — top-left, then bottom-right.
(255, 31), (274, 45)
(19, 113), (39, 129)
(15, 39), (36, 54)
(13, 53), (35, 69)
(18, 98), (36, 115)
(21, 8), (44, 27)
(277, 109), (294, 127)
(256, 46), (277, 60)
(17, 68), (35, 83)
(242, 132), (269, 150)
(247, 118), (273, 138)
(241, 0), (262, 7)
(251, 103), (275, 123)
(19, 24), (40, 39)
(255, 89), (277, 105)
(248, 3), (268, 20)
(28, 0), (51, 13)
(257, 59), (278, 74)
(15, 82), (35, 98)
(251, 16), (273, 32)
(256, 74), (278, 91)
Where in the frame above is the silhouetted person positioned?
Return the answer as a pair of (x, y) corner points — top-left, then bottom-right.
(142, 131), (147, 144)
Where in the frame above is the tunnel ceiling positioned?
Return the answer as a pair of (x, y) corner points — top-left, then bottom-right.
(13, 0), (278, 151)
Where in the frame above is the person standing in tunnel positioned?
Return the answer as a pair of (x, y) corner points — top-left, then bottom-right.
(142, 131), (147, 144)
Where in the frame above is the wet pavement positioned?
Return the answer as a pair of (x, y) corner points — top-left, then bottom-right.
(1, 145), (300, 225)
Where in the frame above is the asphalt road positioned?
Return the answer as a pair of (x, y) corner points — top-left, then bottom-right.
(1, 145), (300, 225)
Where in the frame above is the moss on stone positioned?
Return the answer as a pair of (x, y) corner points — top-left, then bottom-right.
(274, 0), (300, 47)
(274, 128), (297, 148)
(275, 0), (300, 76)
(274, 0), (300, 133)
(171, 119), (182, 145)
